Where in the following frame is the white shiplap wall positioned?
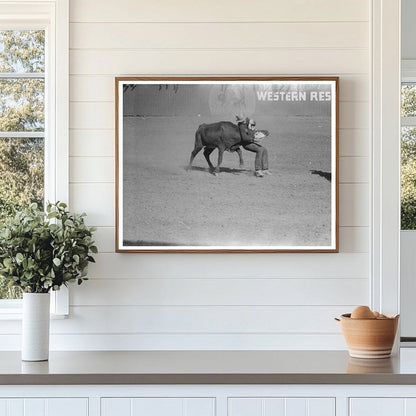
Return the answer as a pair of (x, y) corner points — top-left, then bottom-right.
(53, 0), (371, 350)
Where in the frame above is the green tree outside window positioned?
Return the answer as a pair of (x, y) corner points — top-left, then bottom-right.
(0, 30), (45, 299)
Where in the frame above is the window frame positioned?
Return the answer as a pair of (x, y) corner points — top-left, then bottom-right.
(371, 0), (401, 321)
(400, 60), (416, 341)
(0, 0), (69, 316)
(401, 61), (416, 233)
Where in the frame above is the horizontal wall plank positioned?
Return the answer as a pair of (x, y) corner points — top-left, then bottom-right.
(70, 22), (369, 50)
(71, 277), (368, 306)
(70, 103), (113, 129)
(56, 305), (350, 334)
(51, 332), (345, 350)
(92, 226), (369, 254)
(70, 0), (369, 23)
(339, 102), (369, 129)
(69, 74), (369, 103)
(339, 76), (369, 102)
(0, 333), (347, 351)
(339, 183), (369, 227)
(70, 49), (368, 75)
(339, 227), (369, 253)
(69, 102), (368, 130)
(69, 183), (114, 226)
(339, 157), (368, 183)
(70, 129), (115, 157)
(92, 227), (115, 253)
(86, 252), (369, 279)
(70, 76), (115, 102)
(0, 306), (352, 335)
(339, 129), (369, 157)
(70, 157), (115, 183)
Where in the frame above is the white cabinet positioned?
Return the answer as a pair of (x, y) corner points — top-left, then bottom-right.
(101, 398), (215, 416)
(349, 398), (404, 416)
(4, 385), (416, 416)
(349, 398), (416, 416)
(228, 398), (335, 416)
(0, 398), (88, 416)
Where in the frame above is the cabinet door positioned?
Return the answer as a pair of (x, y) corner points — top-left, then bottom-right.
(101, 398), (215, 416)
(228, 398), (335, 416)
(350, 398), (416, 416)
(0, 398), (88, 416)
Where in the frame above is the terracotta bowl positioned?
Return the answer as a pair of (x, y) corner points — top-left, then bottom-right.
(337, 313), (399, 359)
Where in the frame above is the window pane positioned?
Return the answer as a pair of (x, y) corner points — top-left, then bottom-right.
(0, 137), (44, 217)
(0, 78), (44, 131)
(0, 30), (45, 73)
(0, 137), (44, 300)
(402, 83), (416, 117)
(0, 283), (22, 300)
(401, 127), (416, 230)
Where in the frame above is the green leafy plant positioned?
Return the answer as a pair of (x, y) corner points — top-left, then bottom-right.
(0, 202), (97, 293)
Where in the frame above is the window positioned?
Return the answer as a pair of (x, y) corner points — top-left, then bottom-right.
(401, 74), (416, 229)
(0, 0), (69, 314)
(0, 29), (45, 300)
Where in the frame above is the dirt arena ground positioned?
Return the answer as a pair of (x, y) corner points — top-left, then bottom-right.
(122, 115), (333, 248)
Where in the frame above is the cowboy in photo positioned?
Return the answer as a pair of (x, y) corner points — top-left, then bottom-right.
(236, 116), (271, 177)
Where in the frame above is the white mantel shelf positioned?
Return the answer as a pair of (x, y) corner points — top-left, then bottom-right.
(1, 349), (416, 385)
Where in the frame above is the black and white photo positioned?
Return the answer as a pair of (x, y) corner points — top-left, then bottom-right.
(116, 77), (339, 252)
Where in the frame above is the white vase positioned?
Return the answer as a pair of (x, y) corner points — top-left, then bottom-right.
(22, 292), (50, 361)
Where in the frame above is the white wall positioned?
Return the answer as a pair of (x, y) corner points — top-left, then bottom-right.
(60, 0), (371, 350)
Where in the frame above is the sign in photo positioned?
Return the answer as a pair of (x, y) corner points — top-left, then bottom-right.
(116, 77), (339, 252)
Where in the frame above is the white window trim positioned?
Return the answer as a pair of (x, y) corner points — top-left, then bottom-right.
(371, 0), (401, 322)
(0, 0), (69, 317)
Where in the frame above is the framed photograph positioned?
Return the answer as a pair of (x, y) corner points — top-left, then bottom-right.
(116, 77), (339, 252)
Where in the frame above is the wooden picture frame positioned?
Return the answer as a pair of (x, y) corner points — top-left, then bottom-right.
(116, 77), (339, 253)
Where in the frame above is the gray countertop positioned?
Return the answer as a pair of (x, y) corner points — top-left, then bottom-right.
(2, 349), (416, 385)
